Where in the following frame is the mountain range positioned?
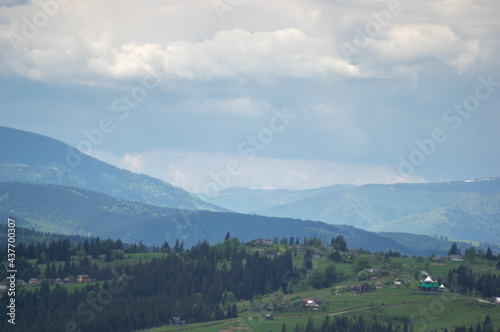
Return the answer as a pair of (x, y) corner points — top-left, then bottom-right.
(0, 125), (499, 252)
(197, 178), (500, 243)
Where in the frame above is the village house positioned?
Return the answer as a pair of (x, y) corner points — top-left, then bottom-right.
(28, 278), (39, 286)
(254, 239), (273, 247)
(77, 275), (90, 283)
(492, 297), (500, 305)
(430, 255), (445, 263)
(365, 268), (379, 274)
(358, 282), (371, 293)
(302, 299), (319, 310)
(169, 317), (185, 326)
(450, 255), (463, 262)
(417, 276), (445, 293)
(352, 282), (371, 293)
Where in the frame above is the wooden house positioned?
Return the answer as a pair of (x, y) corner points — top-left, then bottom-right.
(77, 275), (90, 283)
(28, 278), (39, 286)
(359, 282), (371, 293)
(170, 317), (185, 326)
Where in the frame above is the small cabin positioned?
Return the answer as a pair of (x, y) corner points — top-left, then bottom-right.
(170, 317), (185, 326)
(28, 278), (40, 286)
(359, 282), (371, 293)
(77, 275), (90, 283)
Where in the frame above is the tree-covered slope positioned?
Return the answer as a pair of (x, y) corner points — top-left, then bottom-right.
(0, 126), (220, 211)
(0, 181), (453, 255)
(370, 193), (500, 243)
(255, 178), (500, 240)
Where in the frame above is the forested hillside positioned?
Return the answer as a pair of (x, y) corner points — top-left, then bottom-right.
(1, 234), (499, 332)
(2, 181), (489, 255)
(0, 126), (218, 211)
(251, 179), (500, 242)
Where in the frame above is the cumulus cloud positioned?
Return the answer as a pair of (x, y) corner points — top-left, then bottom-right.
(1, 0), (499, 189)
(2, 26), (359, 82)
(368, 25), (480, 73)
(2, 0), (497, 84)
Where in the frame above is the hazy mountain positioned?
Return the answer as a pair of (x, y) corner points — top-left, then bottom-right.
(0, 126), (219, 211)
(0, 181), (475, 255)
(194, 184), (357, 214)
(235, 178), (500, 243)
(370, 193), (500, 243)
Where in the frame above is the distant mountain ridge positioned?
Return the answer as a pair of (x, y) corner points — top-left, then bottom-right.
(0, 181), (405, 253)
(193, 184), (357, 214)
(369, 192), (500, 243)
(2, 181), (496, 255)
(0, 126), (220, 211)
(1, 126), (499, 246)
(197, 178), (500, 243)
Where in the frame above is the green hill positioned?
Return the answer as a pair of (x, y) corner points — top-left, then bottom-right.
(252, 179), (500, 242)
(0, 181), (469, 255)
(370, 193), (500, 243)
(0, 126), (220, 211)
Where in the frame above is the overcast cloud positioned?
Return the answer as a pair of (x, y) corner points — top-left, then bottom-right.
(1, 0), (499, 191)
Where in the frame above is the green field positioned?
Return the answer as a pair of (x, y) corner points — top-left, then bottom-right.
(12, 243), (500, 332)
(138, 287), (499, 332)
(133, 245), (500, 332)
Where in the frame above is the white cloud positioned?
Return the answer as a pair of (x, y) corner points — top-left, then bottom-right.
(1, 0), (499, 188)
(121, 153), (143, 173)
(1, 0), (498, 83)
(367, 24), (482, 73)
(2, 26), (359, 82)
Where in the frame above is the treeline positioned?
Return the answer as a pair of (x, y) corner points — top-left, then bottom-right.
(283, 315), (405, 332)
(447, 264), (500, 298)
(0, 235), (167, 262)
(0, 238), (302, 332)
(1, 238), (72, 261)
(284, 313), (494, 332)
(436, 314), (494, 332)
(0, 223), (89, 247)
(264, 235), (340, 248)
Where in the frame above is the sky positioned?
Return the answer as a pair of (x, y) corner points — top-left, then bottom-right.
(1, 0), (499, 193)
